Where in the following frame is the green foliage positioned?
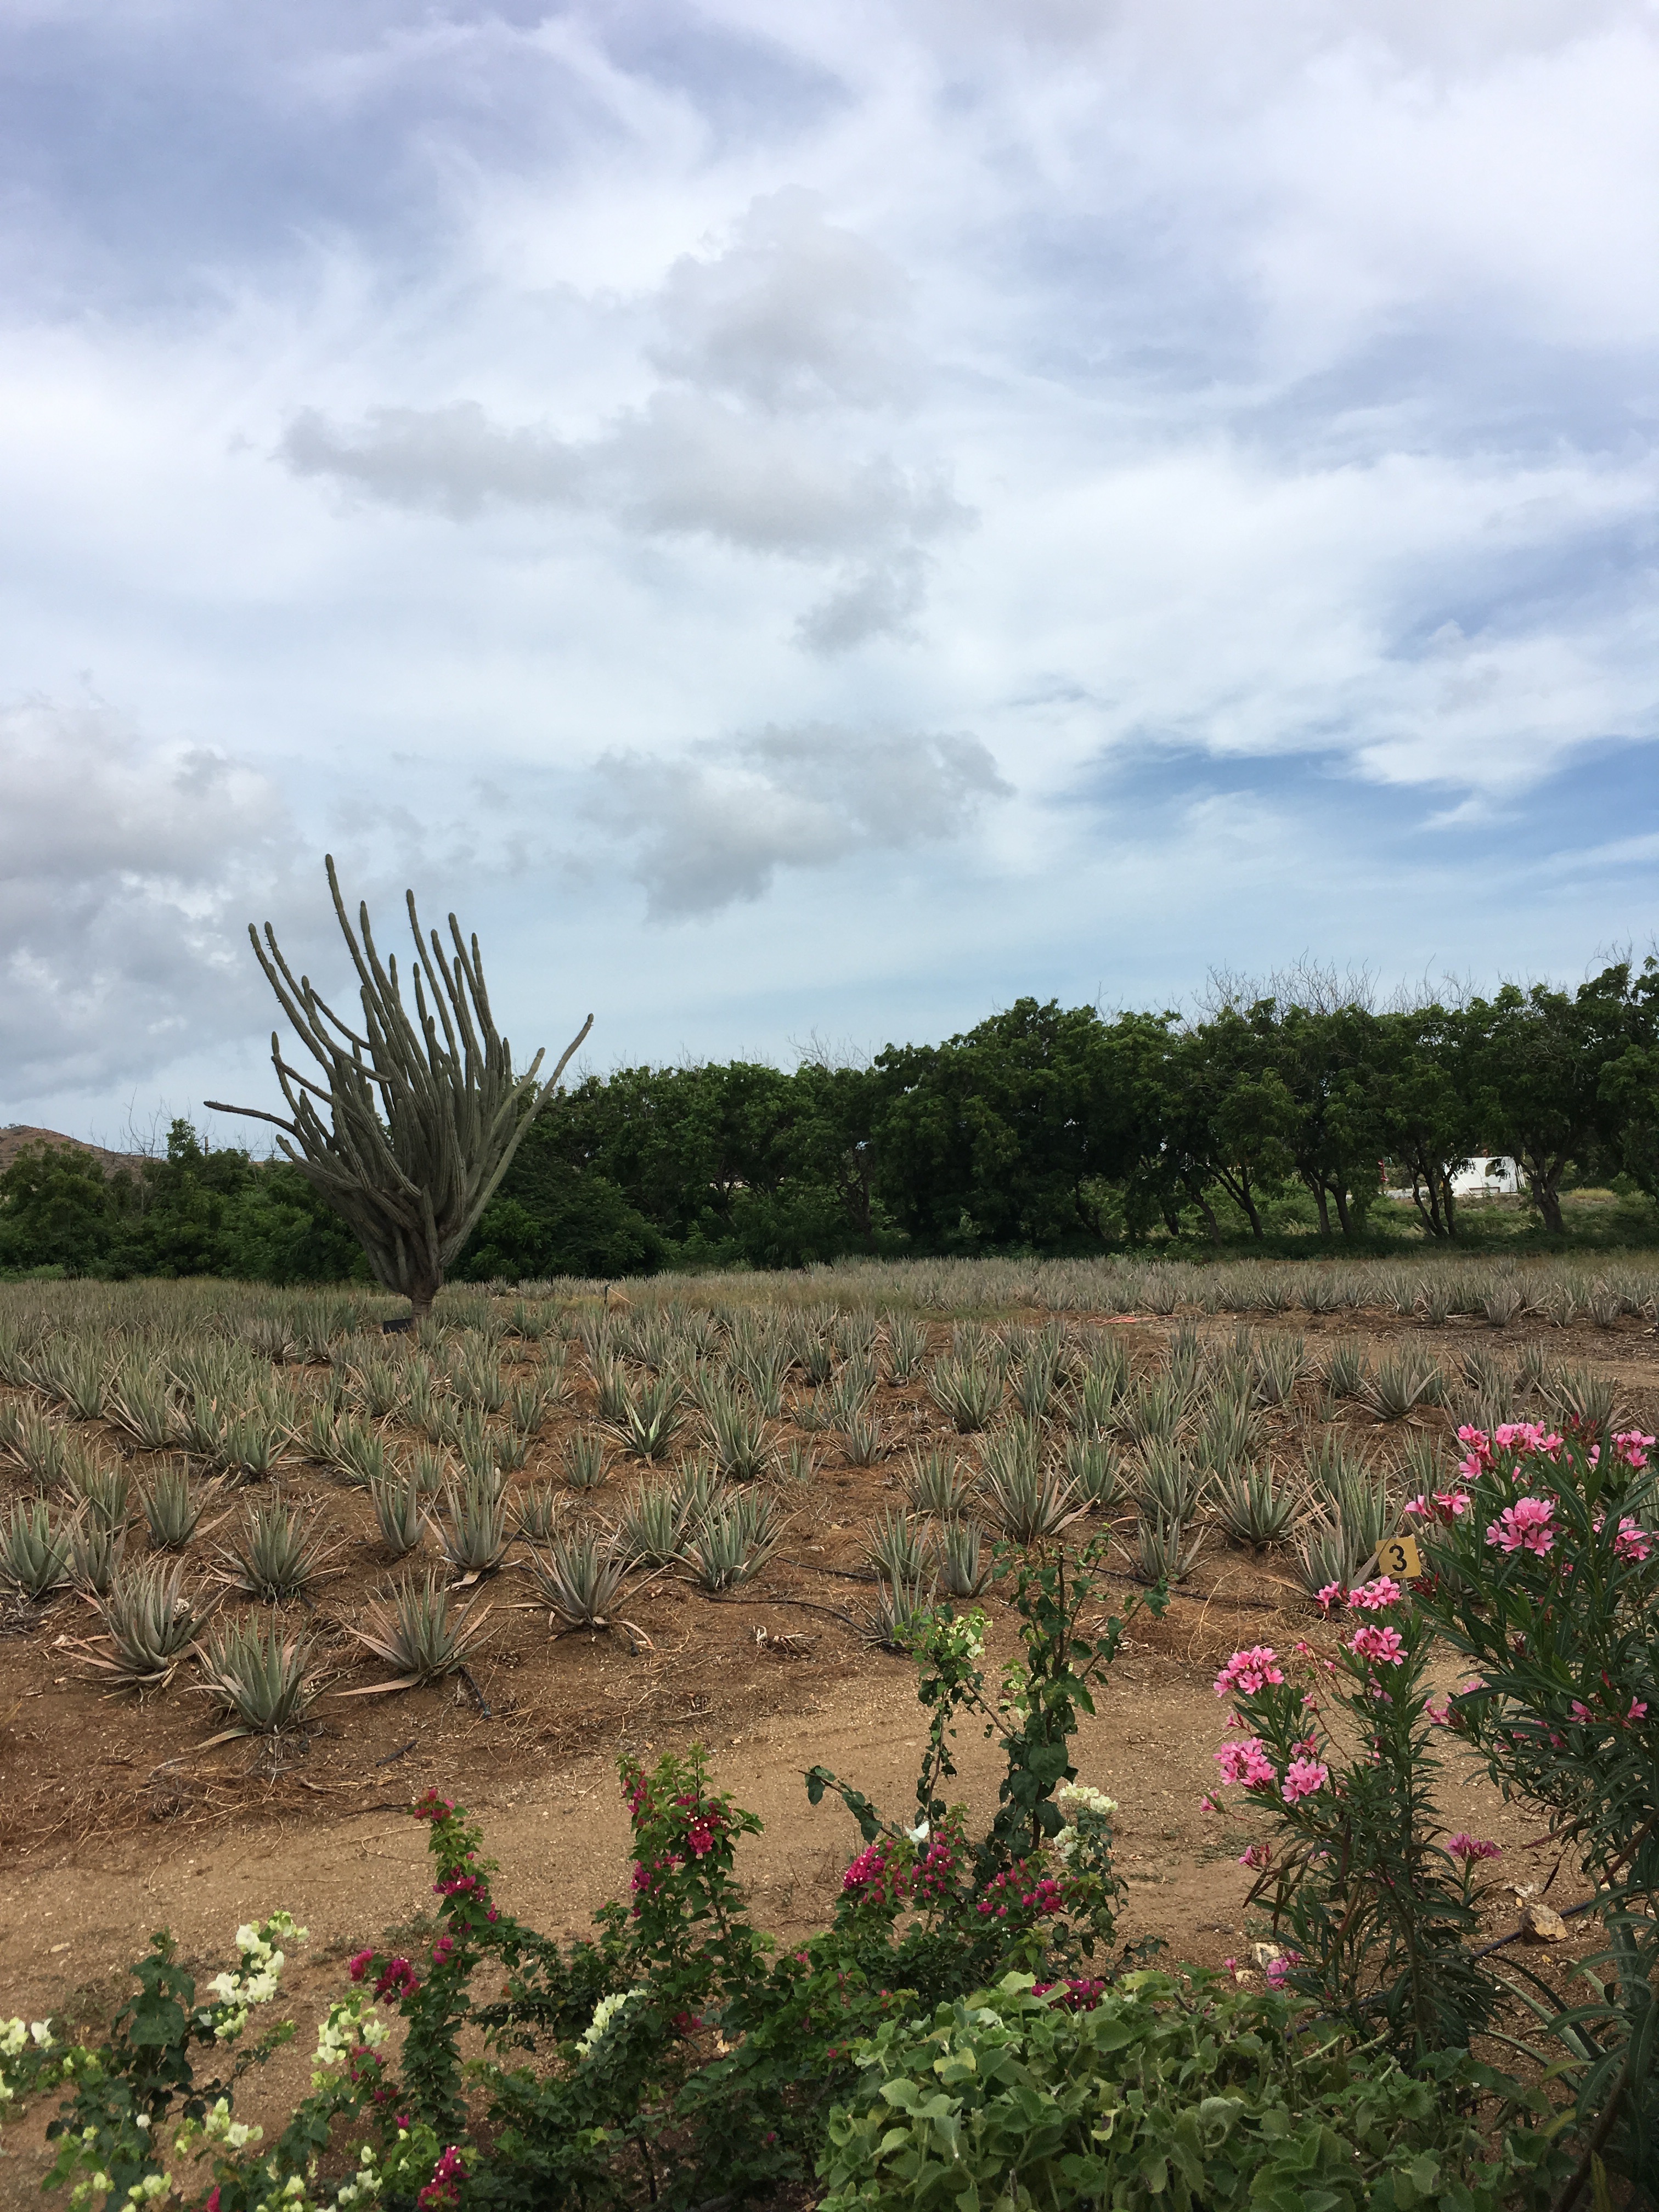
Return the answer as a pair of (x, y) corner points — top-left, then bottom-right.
(1415, 1424), (1659, 2196)
(817, 1973), (1562, 2212)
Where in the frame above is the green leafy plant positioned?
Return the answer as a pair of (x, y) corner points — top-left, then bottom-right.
(818, 1973), (1558, 2212)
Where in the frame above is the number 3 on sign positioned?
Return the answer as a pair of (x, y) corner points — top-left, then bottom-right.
(1377, 1534), (1423, 1580)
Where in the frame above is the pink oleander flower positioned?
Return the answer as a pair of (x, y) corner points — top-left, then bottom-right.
(1281, 1757), (1329, 1804)
(1630, 1700), (1649, 1724)
(1349, 1576), (1403, 1612)
(1348, 1623), (1406, 1667)
(1264, 1949), (1300, 1989)
(1214, 1737), (1277, 1789)
(1613, 1430), (1656, 1471)
(1198, 1795), (1219, 1813)
(1315, 1581), (1346, 1614)
(1571, 1700), (1593, 1723)
(1486, 1495), (1556, 1556)
(1447, 1834), (1502, 1863)
(1615, 1517), (1651, 1563)
(1238, 1842), (1273, 1870)
(1214, 1645), (1286, 1699)
(1424, 1696), (1451, 1726)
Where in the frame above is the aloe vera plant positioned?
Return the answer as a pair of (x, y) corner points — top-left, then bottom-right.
(609, 1372), (682, 1462)
(522, 1532), (626, 1628)
(435, 1472), (511, 1576)
(1133, 1511), (1203, 1585)
(618, 1481), (679, 1567)
(195, 1620), (319, 1739)
(84, 1559), (211, 1687)
(512, 1480), (562, 1543)
(140, 1464), (217, 1550)
(0, 1499), (72, 1599)
(865, 1506), (930, 1583)
(978, 1427), (1085, 1544)
(219, 1502), (333, 1601)
(682, 1492), (779, 1592)
(904, 1447), (972, 1519)
(935, 1517), (993, 1598)
(370, 1470), (425, 1557)
(68, 1513), (126, 1598)
(563, 1430), (610, 1490)
(925, 1357), (1002, 1434)
(343, 1571), (490, 1691)
(704, 1390), (770, 1483)
(884, 1312), (929, 1385)
(861, 1572), (938, 1652)
(1062, 1435), (1121, 1513)
(1212, 1463), (1299, 1547)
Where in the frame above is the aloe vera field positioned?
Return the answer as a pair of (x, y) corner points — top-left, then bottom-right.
(0, 1253), (1652, 2053)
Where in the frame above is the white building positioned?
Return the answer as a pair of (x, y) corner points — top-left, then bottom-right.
(1451, 1155), (1525, 1197)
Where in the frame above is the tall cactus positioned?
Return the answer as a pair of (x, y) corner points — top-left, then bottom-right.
(207, 857), (591, 1317)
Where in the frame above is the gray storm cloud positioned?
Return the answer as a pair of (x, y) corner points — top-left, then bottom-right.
(585, 724), (1012, 919)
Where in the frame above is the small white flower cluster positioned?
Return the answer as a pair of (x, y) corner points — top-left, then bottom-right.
(202, 2095), (263, 2152)
(312, 1995), (387, 2085)
(125, 2173), (171, 2203)
(1051, 1781), (1119, 1864)
(0, 2016), (55, 2103)
(1055, 1782), (1118, 1821)
(204, 1913), (307, 2042)
(576, 1987), (645, 2059)
(333, 2143), (385, 2207)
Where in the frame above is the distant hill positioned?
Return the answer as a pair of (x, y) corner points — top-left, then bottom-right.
(0, 1125), (147, 1178)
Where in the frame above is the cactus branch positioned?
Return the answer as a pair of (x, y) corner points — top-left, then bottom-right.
(208, 855), (591, 1317)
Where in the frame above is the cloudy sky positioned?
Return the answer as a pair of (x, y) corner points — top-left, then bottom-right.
(3, 0), (1657, 1145)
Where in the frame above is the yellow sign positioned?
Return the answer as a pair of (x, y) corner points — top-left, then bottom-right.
(1374, 1533), (1424, 1582)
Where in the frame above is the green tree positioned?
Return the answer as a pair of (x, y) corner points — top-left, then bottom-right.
(1372, 1007), (1477, 1238)
(1465, 973), (1629, 1234)
(870, 1000), (1135, 1251)
(1158, 1008), (1297, 1243)
(1272, 1002), (1387, 1240)
(0, 1141), (122, 1273)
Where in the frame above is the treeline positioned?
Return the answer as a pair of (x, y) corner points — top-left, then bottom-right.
(3, 960), (1656, 1282)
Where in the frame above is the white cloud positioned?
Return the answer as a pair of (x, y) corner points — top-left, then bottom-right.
(0, 698), (303, 1097)
(585, 724), (1011, 919)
